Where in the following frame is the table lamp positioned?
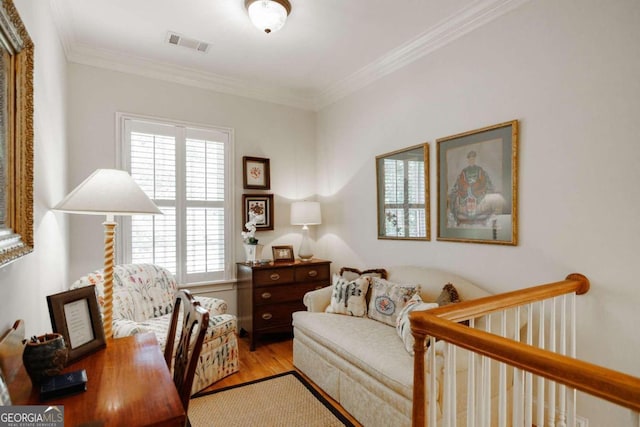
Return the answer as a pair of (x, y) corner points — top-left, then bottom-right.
(54, 169), (162, 339)
(290, 201), (321, 262)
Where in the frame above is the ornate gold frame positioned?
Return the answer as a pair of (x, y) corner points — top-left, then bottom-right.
(0, 0), (34, 267)
(436, 120), (518, 245)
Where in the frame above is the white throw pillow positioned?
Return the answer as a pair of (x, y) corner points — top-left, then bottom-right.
(367, 277), (420, 326)
(396, 293), (438, 355)
(325, 274), (371, 317)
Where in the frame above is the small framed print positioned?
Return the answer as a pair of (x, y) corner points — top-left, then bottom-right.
(272, 245), (294, 263)
(243, 156), (270, 190)
(243, 194), (274, 231)
(47, 286), (106, 363)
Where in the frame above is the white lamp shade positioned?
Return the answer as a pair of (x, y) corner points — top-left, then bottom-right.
(54, 169), (162, 216)
(247, 0), (290, 33)
(291, 201), (321, 225)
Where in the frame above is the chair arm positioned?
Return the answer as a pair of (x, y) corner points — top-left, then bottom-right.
(302, 286), (332, 312)
(205, 314), (237, 341)
(112, 319), (151, 338)
(194, 296), (228, 316)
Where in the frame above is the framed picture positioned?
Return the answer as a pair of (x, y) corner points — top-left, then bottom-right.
(47, 286), (106, 363)
(437, 120), (518, 245)
(243, 156), (270, 190)
(376, 143), (430, 240)
(243, 194), (274, 231)
(0, 0), (34, 268)
(272, 245), (294, 262)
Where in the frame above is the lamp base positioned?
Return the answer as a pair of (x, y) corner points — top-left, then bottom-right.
(298, 225), (314, 262)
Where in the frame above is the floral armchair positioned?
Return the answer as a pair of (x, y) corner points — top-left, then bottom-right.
(71, 264), (239, 394)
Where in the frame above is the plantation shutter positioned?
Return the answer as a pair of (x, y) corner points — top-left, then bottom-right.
(121, 116), (232, 284)
(184, 128), (227, 283)
(382, 157), (426, 238)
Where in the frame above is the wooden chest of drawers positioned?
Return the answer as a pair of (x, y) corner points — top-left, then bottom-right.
(237, 259), (331, 350)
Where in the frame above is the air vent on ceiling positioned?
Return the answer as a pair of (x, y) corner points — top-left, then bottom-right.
(166, 31), (210, 53)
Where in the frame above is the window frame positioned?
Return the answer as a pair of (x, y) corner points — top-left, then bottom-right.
(116, 112), (235, 285)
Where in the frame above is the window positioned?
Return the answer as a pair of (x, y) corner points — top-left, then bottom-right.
(376, 144), (429, 240)
(118, 114), (233, 284)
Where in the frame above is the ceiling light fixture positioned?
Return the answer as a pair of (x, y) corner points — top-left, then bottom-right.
(245, 0), (291, 34)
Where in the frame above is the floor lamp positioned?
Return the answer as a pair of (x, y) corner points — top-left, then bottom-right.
(54, 169), (161, 339)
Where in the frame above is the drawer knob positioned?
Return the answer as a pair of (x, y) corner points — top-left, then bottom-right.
(261, 292), (272, 299)
(270, 273), (280, 281)
(261, 313), (273, 320)
(308, 270), (318, 277)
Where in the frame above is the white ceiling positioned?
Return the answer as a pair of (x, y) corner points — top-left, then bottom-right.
(51, 0), (529, 110)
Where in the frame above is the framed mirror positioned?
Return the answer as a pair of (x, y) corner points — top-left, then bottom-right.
(376, 143), (430, 240)
(0, 0), (34, 267)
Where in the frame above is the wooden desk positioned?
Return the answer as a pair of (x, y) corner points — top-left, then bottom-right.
(19, 333), (185, 427)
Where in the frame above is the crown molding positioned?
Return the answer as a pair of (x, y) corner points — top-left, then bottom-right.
(51, 0), (530, 112)
(66, 44), (315, 110)
(313, 0), (531, 110)
(49, 0), (76, 59)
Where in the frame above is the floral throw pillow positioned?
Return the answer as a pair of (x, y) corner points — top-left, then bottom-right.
(396, 294), (438, 355)
(435, 282), (471, 326)
(436, 283), (462, 306)
(325, 274), (371, 317)
(367, 277), (420, 326)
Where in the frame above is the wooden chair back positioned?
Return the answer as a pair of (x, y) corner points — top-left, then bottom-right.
(164, 290), (209, 412)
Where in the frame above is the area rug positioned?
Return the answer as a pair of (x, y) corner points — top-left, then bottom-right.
(189, 371), (355, 427)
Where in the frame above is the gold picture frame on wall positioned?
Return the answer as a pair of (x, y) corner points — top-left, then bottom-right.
(376, 143), (430, 240)
(437, 120), (518, 245)
(0, 0), (34, 267)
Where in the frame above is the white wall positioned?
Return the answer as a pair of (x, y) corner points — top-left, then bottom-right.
(315, 0), (640, 425)
(66, 64), (317, 311)
(0, 1), (69, 337)
(5, 0), (636, 422)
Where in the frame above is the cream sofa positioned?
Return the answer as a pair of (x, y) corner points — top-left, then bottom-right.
(292, 266), (502, 427)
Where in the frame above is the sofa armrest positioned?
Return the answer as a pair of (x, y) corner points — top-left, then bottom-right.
(303, 286), (332, 312)
(194, 296), (228, 316)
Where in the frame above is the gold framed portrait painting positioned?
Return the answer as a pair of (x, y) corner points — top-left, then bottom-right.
(437, 120), (518, 245)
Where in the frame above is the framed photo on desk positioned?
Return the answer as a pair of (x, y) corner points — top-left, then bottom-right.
(47, 286), (106, 363)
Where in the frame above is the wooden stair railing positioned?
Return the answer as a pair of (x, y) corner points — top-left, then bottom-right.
(410, 273), (640, 426)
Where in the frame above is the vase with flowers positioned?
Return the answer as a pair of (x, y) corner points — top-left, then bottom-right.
(242, 211), (264, 263)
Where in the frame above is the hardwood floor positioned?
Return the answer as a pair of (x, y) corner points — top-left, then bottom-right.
(198, 333), (361, 426)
